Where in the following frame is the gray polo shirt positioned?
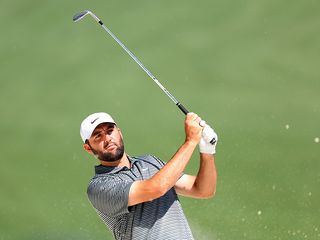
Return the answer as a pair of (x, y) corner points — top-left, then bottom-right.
(87, 155), (194, 240)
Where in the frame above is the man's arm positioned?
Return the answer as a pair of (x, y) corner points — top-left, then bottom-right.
(174, 153), (217, 198)
(175, 124), (218, 198)
(128, 113), (203, 206)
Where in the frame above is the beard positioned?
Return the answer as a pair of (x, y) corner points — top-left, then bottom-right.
(91, 139), (125, 162)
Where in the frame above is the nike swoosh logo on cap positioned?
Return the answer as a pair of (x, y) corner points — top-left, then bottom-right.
(91, 117), (99, 124)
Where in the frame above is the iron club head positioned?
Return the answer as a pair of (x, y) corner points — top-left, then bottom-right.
(73, 10), (102, 23)
(73, 10), (90, 22)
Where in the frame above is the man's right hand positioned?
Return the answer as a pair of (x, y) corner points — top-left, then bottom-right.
(184, 113), (203, 145)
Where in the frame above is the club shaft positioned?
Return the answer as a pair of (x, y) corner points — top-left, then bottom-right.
(96, 18), (189, 114)
(74, 11), (217, 144)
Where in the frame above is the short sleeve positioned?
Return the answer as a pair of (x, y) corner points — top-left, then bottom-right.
(87, 176), (133, 217)
(150, 155), (166, 167)
(150, 155), (184, 178)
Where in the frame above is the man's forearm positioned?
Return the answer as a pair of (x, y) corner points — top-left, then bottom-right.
(151, 140), (197, 195)
(193, 153), (217, 198)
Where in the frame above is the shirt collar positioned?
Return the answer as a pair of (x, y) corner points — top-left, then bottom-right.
(94, 156), (137, 174)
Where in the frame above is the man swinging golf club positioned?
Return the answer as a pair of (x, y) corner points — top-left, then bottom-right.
(80, 111), (218, 239)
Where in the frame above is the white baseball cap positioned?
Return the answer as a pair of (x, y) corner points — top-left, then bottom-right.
(80, 112), (116, 143)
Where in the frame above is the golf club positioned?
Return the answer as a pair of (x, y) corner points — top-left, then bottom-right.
(73, 10), (216, 144)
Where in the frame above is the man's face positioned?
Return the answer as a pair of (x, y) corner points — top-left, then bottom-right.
(85, 123), (125, 162)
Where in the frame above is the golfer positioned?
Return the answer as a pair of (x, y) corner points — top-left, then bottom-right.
(80, 112), (218, 240)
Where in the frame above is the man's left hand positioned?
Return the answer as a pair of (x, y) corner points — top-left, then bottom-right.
(199, 125), (218, 154)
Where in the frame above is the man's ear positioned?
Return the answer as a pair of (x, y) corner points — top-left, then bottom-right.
(83, 143), (93, 154)
(117, 127), (123, 139)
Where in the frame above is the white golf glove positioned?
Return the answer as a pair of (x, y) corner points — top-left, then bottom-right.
(199, 124), (218, 154)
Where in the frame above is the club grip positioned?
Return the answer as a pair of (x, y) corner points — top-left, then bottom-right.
(177, 103), (213, 142)
(177, 103), (189, 115)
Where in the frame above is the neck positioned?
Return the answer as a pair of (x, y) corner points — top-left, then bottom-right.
(99, 152), (130, 168)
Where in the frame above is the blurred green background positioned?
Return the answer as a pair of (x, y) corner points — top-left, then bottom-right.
(1, 0), (319, 239)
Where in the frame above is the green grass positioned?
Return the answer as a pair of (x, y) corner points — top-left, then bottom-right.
(1, 0), (320, 239)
